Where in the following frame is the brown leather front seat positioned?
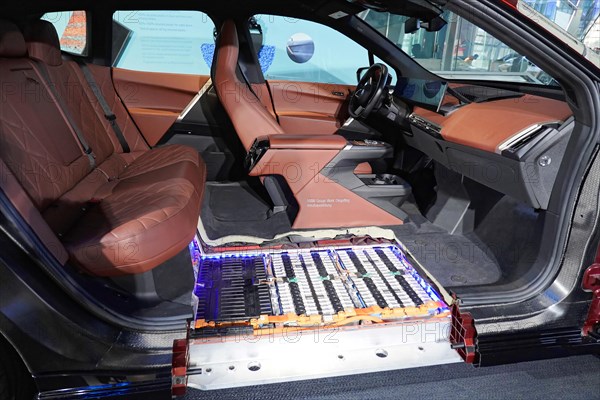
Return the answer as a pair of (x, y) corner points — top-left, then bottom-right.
(213, 20), (372, 173)
(213, 20), (284, 151)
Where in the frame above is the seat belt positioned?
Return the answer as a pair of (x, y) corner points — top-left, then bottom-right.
(32, 61), (96, 168)
(238, 62), (281, 122)
(76, 60), (131, 153)
(238, 62), (261, 101)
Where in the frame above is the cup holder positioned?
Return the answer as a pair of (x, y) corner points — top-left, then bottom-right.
(361, 174), (404, 186)
(355, 173), (412, 216)
(371, 174), (401, 185)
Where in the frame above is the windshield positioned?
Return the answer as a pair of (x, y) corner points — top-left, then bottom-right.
(359, 9), (560, 86)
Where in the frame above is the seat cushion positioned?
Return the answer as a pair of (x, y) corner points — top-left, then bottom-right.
(116, 145), (206, 199)
(63, 178), (201, 277)
(120, 144), (202, 179)
(44, 147), (206, 240)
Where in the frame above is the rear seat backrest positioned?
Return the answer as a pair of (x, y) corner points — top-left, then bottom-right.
(24, 20), (149, 156)
(24, 20), (122, 166)
(0, 21), (91, 211)
(86, 63), (150, 155)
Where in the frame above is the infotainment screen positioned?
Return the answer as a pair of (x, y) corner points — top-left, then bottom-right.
(395, 77), (448, 113)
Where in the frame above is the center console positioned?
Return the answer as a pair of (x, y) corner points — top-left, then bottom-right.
(246, 134), (412, 229)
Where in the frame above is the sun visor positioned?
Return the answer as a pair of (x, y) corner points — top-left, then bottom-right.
(348, 0), (443, 20)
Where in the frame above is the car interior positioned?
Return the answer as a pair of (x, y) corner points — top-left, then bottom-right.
(0, 0), (592, 374)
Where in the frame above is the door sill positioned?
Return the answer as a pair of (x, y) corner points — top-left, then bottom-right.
(187, 320), (460, 390)
(185, 236), (460, 390)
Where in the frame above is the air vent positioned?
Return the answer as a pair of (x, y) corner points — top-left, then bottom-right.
(498, 124), (550, 154)
(408, 114), (442, 137)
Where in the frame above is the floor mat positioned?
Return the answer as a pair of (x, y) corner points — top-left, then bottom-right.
(201, 181), (293, 240)
(397, 231), (502, 288)
(200, 187), (506, 288)
(184, 355), (600, 400)
(391, 199), (503, 288)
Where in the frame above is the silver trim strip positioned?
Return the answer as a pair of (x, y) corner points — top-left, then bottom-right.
(177, 78), (213, 122)
(342, 117), (355, 128)
(496, 121), (559, 153)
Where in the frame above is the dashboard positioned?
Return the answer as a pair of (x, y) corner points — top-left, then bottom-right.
(388, 83), (574, 210)
(410, 92), (572, 153)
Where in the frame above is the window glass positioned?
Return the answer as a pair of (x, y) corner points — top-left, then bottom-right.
(252, 15), (375, 85)
(359, 9), (559, 86)
(112, 10), (215, 75)
(522, 0), (600, 56)
(522, 0), (600, 41)
(41, 11), (88, 56)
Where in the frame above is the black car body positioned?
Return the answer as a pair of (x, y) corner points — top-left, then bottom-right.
(0, 0), (599, 398)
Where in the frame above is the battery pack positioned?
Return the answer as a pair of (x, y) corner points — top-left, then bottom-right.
(190, 239), (448, 331)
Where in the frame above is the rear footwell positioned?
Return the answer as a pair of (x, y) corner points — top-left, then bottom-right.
(200, 181), (292, 240)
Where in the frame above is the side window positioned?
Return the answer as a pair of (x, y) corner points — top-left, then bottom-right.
(252, 15), (373, 85)
(41, 11), (88, 56)
(112, 10), (215, 75)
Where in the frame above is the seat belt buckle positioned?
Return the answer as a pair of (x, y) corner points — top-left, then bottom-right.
(106, 113), (117, 121)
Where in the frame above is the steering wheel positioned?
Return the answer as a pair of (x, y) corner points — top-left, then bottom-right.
(348, 63), (390, 119)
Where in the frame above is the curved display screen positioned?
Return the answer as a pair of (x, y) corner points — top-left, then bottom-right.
(396, 77), (448, 112)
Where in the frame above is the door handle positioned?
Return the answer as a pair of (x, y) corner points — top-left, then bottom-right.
(331, 91), (346, 97)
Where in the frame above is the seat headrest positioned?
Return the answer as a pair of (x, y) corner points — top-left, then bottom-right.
(24, 20), (62, 66)
(0, 20), (27, 58)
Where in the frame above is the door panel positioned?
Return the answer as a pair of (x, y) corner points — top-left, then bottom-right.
(267, 80), (355, 135)
(112, 68), (210, 146)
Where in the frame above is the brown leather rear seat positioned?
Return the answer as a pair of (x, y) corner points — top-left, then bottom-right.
(0, 20), (205, 277)
(23, 20), (203, 185)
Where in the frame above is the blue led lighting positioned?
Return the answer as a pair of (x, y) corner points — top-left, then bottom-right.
(388, 245), (447, 310)
(189, 239), (449, 317)
(53, 382), (134, 399)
